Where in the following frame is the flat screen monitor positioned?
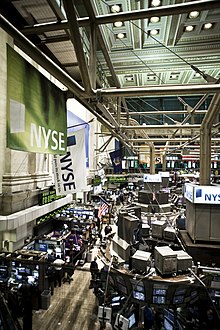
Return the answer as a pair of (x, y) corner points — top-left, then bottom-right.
(153, 295), (165, 304)
(164, 318), (173, 330)
(18, 267), (26, 274)
(128, 313), (136, 328)
(39, 243), (47, 252)
(153, 288), (166, 295)
(112, 296), (121, 303)
(133, 291), (145, 301)
(0, 266), (7, 273)
(173, 295), (184, 304)
(164, 309), (174, 323)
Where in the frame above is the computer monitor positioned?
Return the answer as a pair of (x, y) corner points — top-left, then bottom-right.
(152, 295), (166, 304)
(133, 291), (145, 302)
(128, 313), (136, 329)
(112, 296), (121, 303)
(39, 243), (47, 252)
(18, 267), (26, 274)
(164, 318), (173, 330)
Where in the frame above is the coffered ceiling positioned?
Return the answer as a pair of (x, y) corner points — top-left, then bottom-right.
(0, 0), (220, 158)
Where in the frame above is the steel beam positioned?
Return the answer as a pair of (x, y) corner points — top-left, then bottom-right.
(21, 0), (220, 33)
(98, 84), (220, 97)
(0, 14), (86, 98)
(63, 0), (92, 94)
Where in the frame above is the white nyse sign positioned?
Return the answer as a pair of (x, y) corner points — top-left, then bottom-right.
(53, 129), (87, 195)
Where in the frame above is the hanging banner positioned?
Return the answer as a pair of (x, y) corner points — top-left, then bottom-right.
(53, 129), (87, 195)
(7, 45), (67, 154)
(109, 149), (122, 174)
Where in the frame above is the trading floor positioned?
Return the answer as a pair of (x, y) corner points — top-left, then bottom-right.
(32, 268), (100, 330)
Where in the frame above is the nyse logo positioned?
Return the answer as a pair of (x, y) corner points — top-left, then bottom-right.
(195, 188), (220, 203)
(205, 193), (220, 202)
(195, 189), (202, 198)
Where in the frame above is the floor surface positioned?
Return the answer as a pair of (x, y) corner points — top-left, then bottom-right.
(32, 268), (101, 330)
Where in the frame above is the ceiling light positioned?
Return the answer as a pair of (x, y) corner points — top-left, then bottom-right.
(125, 75), (134, 81)
(150, 16), (160, 23)
(111, 4), (121, 13)
(114, 21), (123, 28)
(194, 72), (201, 78)
(185, 25), (194, 32)
(189, 11), (200, 19)
(203, 23), (213, 30)
(116, 33), (125, 39)
(151, 0), (161, 7)
(147, 75), (156, 81)
(149, 29), (159, 36)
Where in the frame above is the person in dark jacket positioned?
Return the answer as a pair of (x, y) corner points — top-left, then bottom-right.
(46, 266), (55, 295)
(90, 256), (99, 279)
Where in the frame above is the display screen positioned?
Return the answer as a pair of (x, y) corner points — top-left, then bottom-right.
(153, 288), (166, 295)
(39, 243), (47, 252)
(18, 267), (26, 274)
(173, 295), (184, 304)
(112, 296), (121, 303)
(128, 313), (136, 328)
(133, 291), (145, 301)
(153, 295), (165, 304)
(0, 266), (7, 273)
(164, 318), (173, 330)
(164, 309), (174, 323)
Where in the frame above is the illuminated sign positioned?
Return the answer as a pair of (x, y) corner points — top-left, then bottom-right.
(184, 184), (220, 204)
(143, 174), (162, 183)
(108, 176), (127, 183)
(39, 189), (63, 206)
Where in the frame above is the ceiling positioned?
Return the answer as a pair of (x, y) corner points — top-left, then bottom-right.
(0, 0), (220, 159)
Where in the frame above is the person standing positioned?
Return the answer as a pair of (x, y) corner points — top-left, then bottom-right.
(90, 256), (99, 280)
(46, 266), (55, 295)
(53, 256), (65, 287)
(19, 278), (33, 330)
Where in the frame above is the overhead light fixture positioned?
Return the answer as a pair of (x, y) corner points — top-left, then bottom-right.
(125, 75), (134, 81)
(203, 22), (213, 30)
(194, 72), (201, 78)
(149, 29), (159, 36)
(147, 74), (156, 81)
(189, 11), (200, 19)
(151, 0), (161, 7)
(150, 16), (160, 23)
(110, 4), (121, 13)
(114, 21), (123, 28)
(116, 32), (126, 39)
(170, 72), (180, 80)
(185, 25), (194, 32)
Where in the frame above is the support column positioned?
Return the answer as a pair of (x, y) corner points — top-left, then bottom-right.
(200, 94), (220, 185)
(200, 127), (212, 185)
(150, 147), (155, 174)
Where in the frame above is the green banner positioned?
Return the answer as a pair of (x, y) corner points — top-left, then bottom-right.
(7, 45), (67, 154)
